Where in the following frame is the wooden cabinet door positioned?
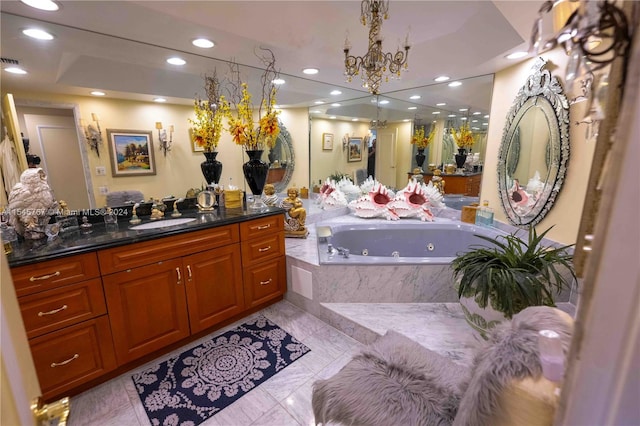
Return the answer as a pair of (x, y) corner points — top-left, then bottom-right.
(243, 257), (286, 309)
(184, 245), (244, 333)
(103, 259), (190, 365)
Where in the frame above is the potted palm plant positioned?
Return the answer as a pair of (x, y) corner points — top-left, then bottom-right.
(452, 225), (576, 337)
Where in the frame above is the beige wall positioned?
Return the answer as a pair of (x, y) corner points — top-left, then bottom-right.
(6, 91), (310, 205)
(310, 118), (413, 188)
(480, 50), (596, 244)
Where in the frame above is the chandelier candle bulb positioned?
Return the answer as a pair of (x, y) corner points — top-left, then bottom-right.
(91, 113), (99, 122)
(155, 122), (163, 130)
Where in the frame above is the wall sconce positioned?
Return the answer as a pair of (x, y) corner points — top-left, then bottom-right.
(80, 113), (102, 157)
(155, 122), (173, 157)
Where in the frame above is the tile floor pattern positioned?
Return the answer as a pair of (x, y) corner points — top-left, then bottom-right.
(67, 301), (364, 426)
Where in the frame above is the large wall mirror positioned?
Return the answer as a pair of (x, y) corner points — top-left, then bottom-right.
(308, 75), (494, 191)
(497, 57), (570, 226)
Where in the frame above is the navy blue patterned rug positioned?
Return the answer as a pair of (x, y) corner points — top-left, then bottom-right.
(132, 315), (310, 425)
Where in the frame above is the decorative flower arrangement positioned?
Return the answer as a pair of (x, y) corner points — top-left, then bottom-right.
(221, 49), (280, 151)
(452, 122), (475, 149)
(189, 72), (225, 152)
(411, 126), (436, 149)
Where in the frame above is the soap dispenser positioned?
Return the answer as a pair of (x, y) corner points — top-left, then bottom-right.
(476, 200), (494, 226)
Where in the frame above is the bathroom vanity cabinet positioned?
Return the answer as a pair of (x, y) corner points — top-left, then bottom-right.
(8, 212), (286, 402)
(408, 172), (481, 196)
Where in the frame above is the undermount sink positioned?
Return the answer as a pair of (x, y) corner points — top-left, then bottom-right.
(129, 218), (196, 230)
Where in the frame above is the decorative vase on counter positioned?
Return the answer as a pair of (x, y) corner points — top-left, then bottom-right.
(201, 151), (223, 185)
(242, 149), (269, 211)
(455, 148), (468, 170)
(415, 148), (426, 171)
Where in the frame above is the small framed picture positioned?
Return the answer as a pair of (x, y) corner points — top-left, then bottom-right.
(189, 127), (205, 152)
(106, 129), (156, 177)
(322, 133), (334, 150)
(347, 137), (363, 162)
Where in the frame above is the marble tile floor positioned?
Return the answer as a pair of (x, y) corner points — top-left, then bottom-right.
(67, 300), (365, 426)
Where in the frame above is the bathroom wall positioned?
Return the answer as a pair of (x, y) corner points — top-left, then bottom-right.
(8, 90), (309, 206)
(481, 50), (597, 245)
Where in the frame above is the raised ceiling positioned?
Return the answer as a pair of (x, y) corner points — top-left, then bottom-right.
(0, 1), (544, 120)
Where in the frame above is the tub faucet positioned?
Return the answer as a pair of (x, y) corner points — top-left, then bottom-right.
(335, 247), (350, 258)
(327, 243), (335, 254)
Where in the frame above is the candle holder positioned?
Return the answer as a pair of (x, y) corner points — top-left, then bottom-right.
(155, 122), (173, 157)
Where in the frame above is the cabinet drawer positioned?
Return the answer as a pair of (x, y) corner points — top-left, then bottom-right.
(241, 233), (285, 267)
(11, 253), (100, 297)
(19, 278), (107, 339)
(240, 215), (284, 240)
(98, 225), (239, 275)
(30, 316), (116, 401)
(243, 257), (286, 309)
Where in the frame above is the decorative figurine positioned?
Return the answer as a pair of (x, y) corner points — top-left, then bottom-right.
(430, 169), (446, 195)
(171, 198), (184, 217)
(58, 200), (71, 216)
(80, 216), (93, 233)
(261, 184), (279, 207)
(129, 203), (142, 225)
(150, 198), (165, 220)
(280, 186), (308, 238)
(7, 168), (58, 239)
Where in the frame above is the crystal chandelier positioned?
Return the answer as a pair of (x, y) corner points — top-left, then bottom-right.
(344, 0), (410, 95)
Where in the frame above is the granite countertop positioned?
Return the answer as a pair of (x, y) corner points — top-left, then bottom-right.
(7, 207), (285, 267)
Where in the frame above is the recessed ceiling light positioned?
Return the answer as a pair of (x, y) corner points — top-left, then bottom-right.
(20, 0), (59, 11)
(5, 67), (27, 75)
(310, 110), (322, 114)
(461, 117), (468, 121)
(331, 103), (341, 107)
(379, 100), (389, 105)
(433, 120), (437, 123)
(154, 97), (167, 103)
(329, 116), (337, 119)
(459, 108), (468, 112)
(408, 106), (417, 110)
(436, 102), (446, 106)
(272, 78), (285, 85)
(434, 76), (450, 82)
(448, 81), (462, 87)
(303, 68), (319, 75)
(403, 119), (411, 122)
(314, 101), (325, 105)
(192, 38), (214, 48)
(506, 51), (528, 60)
(409, 95), (421, 100)
(330, 90), (342, 96)
(484, 114), (490, 118)
(472, 111), (481, 115)
(166, 57), (186, 66)
(432, 111), (440, 115)
(90, 91), (106, 96)
(482, 122), (488, 126)
(351, 118), (358, 122)
(22, 28), (54, 40)
(472, 120), (478, 123)
(472, 127), (480, 130)
(448, 114), (456, 117)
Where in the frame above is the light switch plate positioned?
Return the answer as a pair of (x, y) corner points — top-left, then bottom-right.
(98, 186), (109, 195)
(96, 166), (106, 176)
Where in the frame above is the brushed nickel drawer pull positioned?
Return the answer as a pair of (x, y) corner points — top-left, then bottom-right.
(258, 246), (271, 252)
(259, 278), (273, 286)
(29, 271), (61, 282)
(51, 353), (79, 368)
(176, 267), (182, 283)
(186, 265), (192, 280)
(257, 224), (271, 230)
(38, 305), (68, 317)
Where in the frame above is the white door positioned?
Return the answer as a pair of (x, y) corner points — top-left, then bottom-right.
(23, 113), (91, 210)
(376, 128), (398, 188)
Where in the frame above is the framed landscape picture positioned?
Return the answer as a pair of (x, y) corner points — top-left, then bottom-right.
(322, 133), (334, 150)
(106, 129), (156, 177)
(347, 137), (363, 162)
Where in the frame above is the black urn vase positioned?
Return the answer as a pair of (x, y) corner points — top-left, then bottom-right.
(201, 151), (223, 185)
(454, 148), (468, 169)
(242, 149), (269, 210)
(415, 148), (426, 170)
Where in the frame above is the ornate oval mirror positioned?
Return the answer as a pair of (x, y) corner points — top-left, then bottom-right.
(261, 121), (294, 193)
(497, 57), (570, 226)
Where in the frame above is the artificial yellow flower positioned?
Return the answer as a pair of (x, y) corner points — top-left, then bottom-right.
(411, 126), (435, 149)
(452, 122), (475, 149)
